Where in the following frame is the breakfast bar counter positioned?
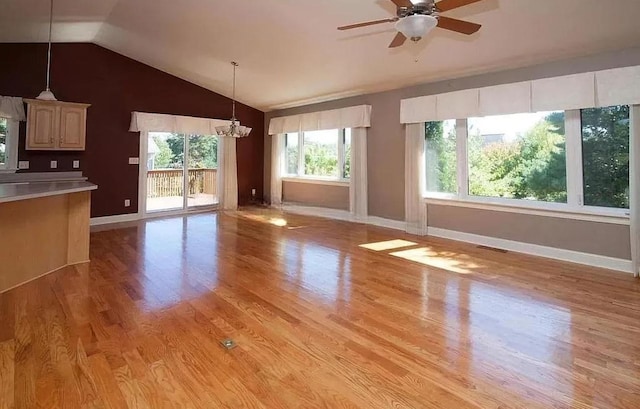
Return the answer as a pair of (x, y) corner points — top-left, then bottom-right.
(0, 181), (97, 293)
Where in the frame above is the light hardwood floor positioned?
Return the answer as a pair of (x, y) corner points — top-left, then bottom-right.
(1, 209), (640, 408)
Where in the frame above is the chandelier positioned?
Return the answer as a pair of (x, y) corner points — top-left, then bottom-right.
(215, 62), (252, 138)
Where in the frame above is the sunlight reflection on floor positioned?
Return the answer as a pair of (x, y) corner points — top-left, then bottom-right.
(240, 213), (290, 227)
(359, 239), (418, 251)
(390, 247), (480, 275)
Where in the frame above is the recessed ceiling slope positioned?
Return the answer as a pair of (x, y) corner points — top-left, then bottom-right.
(2, 0), (640, 111)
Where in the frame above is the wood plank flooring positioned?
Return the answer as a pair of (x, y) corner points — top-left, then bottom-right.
(1, 208), (640, 408)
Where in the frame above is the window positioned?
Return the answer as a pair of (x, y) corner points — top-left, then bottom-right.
(0, 117), (18, 172)
(0, 119), (6, 168)
(581, 105), (629, 209)
(285, 128), (351, 180)
(425, 119), (457, 194)
(285, 133), (299, 175)
(304, 129), (339, 178)
(343, 129), (351, 179)
(423, 105), (633, 217)
(468, 111), (567, 203)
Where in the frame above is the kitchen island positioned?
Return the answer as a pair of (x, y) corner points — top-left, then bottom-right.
(0, 181), (97, 293)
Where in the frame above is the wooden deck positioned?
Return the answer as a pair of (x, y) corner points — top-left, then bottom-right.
(1, 208), (639, 408)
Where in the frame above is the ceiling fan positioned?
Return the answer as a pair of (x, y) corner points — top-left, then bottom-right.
(338, 0), (483, 48)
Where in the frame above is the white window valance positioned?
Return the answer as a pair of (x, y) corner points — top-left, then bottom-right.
(129, 111), (230, 134)
(0, 96), (26, 121)
(596, 66), (640, 108)
(400, 95), (436, 124)
(531, 72), (595, 112)
(479, 81), (531, 116)
(400, 65), (640, 123)
(436, 89), (480, 121)
(268, 105), (372, 135)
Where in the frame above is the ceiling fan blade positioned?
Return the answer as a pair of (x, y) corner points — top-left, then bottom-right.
(435, 0), (483, 12)
(338, 17), (398, 31)
(437, 16), (481, 35)
(389, 32), (407, 48)
(389, 0), (414, 8)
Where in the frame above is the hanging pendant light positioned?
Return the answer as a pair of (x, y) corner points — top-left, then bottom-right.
(215, 62), (252, 138)
(37, 0), (57, 101)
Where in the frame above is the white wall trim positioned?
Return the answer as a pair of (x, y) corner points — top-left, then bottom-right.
(367, 216), (405, 231)
(90, 213), (140, 226)
(282, 177), (350, 187)
(428, 227), (633, 274)
(281, 204), (405, 230)
(424, 197), (630, 225)
(278, 204), (633, 274)
(281, 204), (354, 221)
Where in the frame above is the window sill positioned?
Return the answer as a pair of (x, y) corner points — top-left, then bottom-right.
(423, 196), (630, 225)
(282, 177), (349, 187)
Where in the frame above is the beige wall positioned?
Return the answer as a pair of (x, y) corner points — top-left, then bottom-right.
(264, 46), (640, 260)
(428, 205), (631, 259)
(283, 181), (349, 210)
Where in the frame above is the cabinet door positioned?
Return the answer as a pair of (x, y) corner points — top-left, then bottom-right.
(59, 106), (87, 150)
(26, 104), (58, 150)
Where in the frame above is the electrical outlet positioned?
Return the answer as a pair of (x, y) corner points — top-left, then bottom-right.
(251, 188), (256, 196)
(18, 161), (29, 170)
(73, 160), (80, 169)
(50, 160), (57, 169)
(128, 157), (140, 165)
(124, 199), (131, 207)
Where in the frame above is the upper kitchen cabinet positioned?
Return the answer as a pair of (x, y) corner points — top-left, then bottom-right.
(25, 99), (90, 151)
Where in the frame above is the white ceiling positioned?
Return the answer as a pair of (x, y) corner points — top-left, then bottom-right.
(2, 0), (640, 111)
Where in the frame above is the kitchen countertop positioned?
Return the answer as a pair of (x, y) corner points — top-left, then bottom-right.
(0, 181), (97, 204)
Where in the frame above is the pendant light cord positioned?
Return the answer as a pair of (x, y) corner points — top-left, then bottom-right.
(45, 0), (54, 91)
(231, 61), (238, 122)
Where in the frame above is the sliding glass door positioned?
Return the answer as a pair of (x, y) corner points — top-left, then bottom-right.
(146, 132), (218, 214)
(187, 134), (217, 208)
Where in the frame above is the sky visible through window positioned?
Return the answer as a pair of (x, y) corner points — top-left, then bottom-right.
(303, 129), (339, 143)
(469, 111), (555, 142)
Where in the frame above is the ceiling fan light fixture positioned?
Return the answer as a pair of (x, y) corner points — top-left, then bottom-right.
(395, 14), (437, 40)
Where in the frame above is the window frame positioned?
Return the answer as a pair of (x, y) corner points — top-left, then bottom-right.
(283, 128), (351, 183)
(423, 107), (635, 222)
(0, 118), (19, 173)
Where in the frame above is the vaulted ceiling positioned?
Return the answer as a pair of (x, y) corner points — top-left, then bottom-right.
(3, 0), (640, 111)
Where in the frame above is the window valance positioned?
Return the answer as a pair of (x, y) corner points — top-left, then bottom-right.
(129, 111), (231, 134)
(268, 105), (372, 135)
(0, 96), (26, 121)
(400, 65), (640, 123)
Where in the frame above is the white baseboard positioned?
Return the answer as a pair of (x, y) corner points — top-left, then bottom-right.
(281, 204), (406, 231)
(427, 227), (633, 274)
(367, 216), (405, 231)
(278, 204), (633, 274)
(90, 213), (140, 226)
(280, 204), (355, 222)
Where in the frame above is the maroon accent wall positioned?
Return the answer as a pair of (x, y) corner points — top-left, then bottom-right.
(0, 43), (264, 218)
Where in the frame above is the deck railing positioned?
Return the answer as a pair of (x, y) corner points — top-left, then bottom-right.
(147, 168), (217, 198)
